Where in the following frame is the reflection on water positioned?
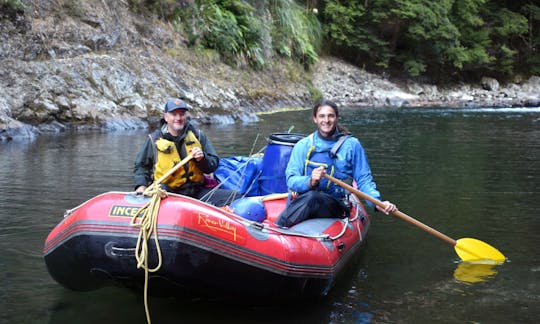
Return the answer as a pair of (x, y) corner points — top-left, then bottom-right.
(453, 262), (498, 284)
(1, 108), (539, 323)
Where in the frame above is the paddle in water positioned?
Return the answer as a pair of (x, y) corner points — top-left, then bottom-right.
(323, 174), (506, 263)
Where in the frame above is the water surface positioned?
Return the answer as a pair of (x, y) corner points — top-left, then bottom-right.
(1, 107), (539, 323)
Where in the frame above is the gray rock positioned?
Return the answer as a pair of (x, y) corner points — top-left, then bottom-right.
(481, 77), (500, 91)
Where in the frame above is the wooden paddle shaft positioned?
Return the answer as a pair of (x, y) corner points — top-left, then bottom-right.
(146, 153), (194, 191)
(261, 192), (298, 201)
(261, 193), (289, 201)
(323, 174), (458, 246)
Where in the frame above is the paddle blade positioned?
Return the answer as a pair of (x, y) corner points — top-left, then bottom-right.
(455, 238), (506, 263)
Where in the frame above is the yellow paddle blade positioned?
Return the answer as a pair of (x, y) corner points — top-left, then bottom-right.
(455, 238), (506, 263)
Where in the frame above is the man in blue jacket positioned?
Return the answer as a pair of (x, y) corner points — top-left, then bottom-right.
(277, 99), (397, 227)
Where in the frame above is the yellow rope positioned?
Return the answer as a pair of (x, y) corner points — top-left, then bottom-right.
(130, 185), (167, 324)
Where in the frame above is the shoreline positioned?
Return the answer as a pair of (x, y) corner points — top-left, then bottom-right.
(3, 103), (539, 143)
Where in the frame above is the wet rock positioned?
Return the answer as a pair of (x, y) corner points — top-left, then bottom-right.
(101, 117), (149, 130)
(481, 77), (500, 91)
(38, 120), (68, 133)
(523, 76), (540, 91)
(0, 120), (38, 142)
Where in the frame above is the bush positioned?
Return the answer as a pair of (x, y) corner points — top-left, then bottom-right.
(127, 0), (322, 70)
(1, 0), (27, 12)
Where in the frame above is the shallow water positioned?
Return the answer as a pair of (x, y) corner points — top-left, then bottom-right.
(1, 107), (539, 323)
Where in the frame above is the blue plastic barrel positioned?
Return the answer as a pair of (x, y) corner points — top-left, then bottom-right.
(259, 133), (305, 195)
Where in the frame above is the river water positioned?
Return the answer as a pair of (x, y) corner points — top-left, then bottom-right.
(1, 107), (539, 323)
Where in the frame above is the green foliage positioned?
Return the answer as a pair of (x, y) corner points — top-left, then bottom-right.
(307, 83), (323, 102)
(492, 8), (528, 38)
(403, 58), (426, 77)
(447, 0), (493, 72)
(197, 0), (267, 68)
(521, 3), (540, 74)
(63, 0), (85, 18)
(320, 0), (538, 82)
(323, 0), (390, 68)
(124, 0), (538, 81)
(168, 0), (321, 69)
(383, 0), (467, 77)
(269, 0), (321, 68)
(452, 0), (485, 27)
(0, 0), (27, 11)
(477, 3), (530, 78)
(497, 45), (518, 74)
(445, 44), (493, 70)
(200, 3), (245, 61)
(324, 1), (365, 47)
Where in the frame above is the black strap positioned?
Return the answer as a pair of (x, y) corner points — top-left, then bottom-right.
(329, 135), (350, 158)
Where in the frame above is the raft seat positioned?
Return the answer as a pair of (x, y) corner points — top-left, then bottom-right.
(262, 198), (287, 226)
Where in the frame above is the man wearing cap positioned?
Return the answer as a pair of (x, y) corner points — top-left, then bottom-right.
(133, 98), (235, 206)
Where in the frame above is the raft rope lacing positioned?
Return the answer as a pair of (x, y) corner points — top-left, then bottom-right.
(129, 185), (167, 324)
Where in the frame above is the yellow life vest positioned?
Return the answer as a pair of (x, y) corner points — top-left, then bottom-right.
(153, 130), (205, 189)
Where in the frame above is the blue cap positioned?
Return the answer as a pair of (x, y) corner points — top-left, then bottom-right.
(164, 98), (189, 112)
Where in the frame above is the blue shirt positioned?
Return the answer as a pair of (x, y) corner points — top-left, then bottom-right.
(285, 131), (381, 208)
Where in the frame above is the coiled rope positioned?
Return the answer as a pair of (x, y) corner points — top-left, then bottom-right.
(130, 153), (194, 324)
(130, 185), (166, 324)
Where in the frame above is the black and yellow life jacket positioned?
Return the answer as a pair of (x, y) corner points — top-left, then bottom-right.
(152, 129), (205, 189)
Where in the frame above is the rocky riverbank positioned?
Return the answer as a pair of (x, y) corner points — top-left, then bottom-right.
(313, 58), (540, 110)
(1, 1), (539, 142)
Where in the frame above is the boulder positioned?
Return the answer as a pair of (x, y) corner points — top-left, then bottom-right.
(481, 77), (500, 91)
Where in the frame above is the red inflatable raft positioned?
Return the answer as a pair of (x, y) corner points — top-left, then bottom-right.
(43, 191), (370, 301)
(43, 133), (371, 302)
